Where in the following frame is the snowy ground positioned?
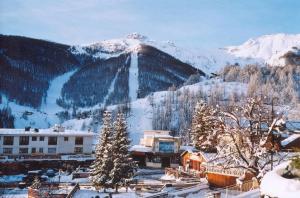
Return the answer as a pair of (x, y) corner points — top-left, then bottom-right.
(260, 161), (300, 198)
(0, 174), (26, 183)
(0, 188), (28, 198)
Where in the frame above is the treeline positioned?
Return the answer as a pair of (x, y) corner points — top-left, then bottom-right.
(0, 35), (80, 107)
(137, 44), (202, 98)
(0, 107), (14, 128)
(60, 53), (130, 108)
(222, 64), (300, 105)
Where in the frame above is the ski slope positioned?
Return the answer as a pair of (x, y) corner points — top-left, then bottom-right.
(129, 52), (139, 101)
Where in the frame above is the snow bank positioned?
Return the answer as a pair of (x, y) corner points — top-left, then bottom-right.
(260, 161), (300, 198)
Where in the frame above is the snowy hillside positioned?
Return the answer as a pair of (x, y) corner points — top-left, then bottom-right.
(226, 33), (300, 66)
(60, 79), (248, 144)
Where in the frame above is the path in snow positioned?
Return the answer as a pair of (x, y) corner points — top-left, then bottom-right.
(102, 68), (121, 107)
(128, 52), (139, 101)
(41, 69), (77, 124)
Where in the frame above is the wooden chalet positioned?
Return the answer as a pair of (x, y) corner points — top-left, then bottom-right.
(181, 150), (254, 188)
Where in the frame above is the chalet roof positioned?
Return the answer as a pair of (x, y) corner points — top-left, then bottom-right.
(285, 121), (300, 133)
(281, 134), (300, 147)
(179, 145), (198, 153)
(0, 128), (95, 136)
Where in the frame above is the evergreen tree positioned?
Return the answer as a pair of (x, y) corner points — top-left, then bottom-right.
(191, 101), (219, 151)
(90, 111), (113, 191)
(30, 176), (41, 189)
(110, 113), (135, 192)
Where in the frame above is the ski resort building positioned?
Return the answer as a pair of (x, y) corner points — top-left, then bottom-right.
(0, 125), (94, 161)
(130, 130), (181, 168)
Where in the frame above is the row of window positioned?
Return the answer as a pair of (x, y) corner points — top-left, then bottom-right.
(2, 136), (83, 146)
(2, 147), (83, 154)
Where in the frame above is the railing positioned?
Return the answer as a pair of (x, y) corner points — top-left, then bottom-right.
(205, 165), (245, 177)
(212, 179), (259, 197)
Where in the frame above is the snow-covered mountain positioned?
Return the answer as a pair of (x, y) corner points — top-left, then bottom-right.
(226, 33), (300, 66)
(1, 33), (299, 140)
(71, 33), (300, 74)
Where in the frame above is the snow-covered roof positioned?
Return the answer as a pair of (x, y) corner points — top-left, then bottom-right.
(285, 121), (300, 132)
(129, 145), (152, 153)
(0, 128), (95, 136)
(281, 134), (300, 146)
(179, 145), (197, 153)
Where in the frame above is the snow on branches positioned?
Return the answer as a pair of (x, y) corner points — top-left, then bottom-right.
(191, 97), (285, 181)
(191, 100), (221, 151)
(90, 111), (135, 192)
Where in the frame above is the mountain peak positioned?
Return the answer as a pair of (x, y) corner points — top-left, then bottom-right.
(225, 33), (300, 66)
(126, 33), (148, 41)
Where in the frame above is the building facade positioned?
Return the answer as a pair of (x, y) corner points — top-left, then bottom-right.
(130, 130), (181, 168)
(0, 125), (94, 159)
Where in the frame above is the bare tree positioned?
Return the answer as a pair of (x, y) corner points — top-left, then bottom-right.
(213, 97), (283, 181)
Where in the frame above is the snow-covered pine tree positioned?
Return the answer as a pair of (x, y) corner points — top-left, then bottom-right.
(30, 176), (41, 189)
(90, 111), (113, 191)
(110, 113), (135, 192)
(191, 100), (219, 151)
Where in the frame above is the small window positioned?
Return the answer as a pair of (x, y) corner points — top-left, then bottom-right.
(74, 147), (83, 153)
(75, 137), (83, 145)
(32, 148), (36, 153)
(32, 136), (37, 141)
(19, 136), (29, 145)
(39, 136), (44, 141)
(64, 137), (68, 141)
(48, 148), (56, 154)
(48, 137), (57, 145)
(39, 148), (43, 153)
(3, 148), (13, 154)
(3, 136), (14, 145)
(19, 148), (28, 154)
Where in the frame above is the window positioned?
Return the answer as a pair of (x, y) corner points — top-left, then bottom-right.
(39, 148), (43, 153)
(3, 148), (13, 154)
(48, 148), (56, 154)
(19, 136), (29, 145)
(19, 148), (28, 154)
(32, 136), (37, 141)
(75, 137), (83, 145)
(48, 137), (57, 145)
(31, 148), (36, 153)
(39, 136), (44, 141)
(159, 142), (174, 153)
(74, 147), (83, 153)
(3, 136), (14, 145)
(64, 137), (68, 141)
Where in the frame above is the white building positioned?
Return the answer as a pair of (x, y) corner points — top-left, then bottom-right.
(130, 130), (181, 168)
(0, 125), (94, 157)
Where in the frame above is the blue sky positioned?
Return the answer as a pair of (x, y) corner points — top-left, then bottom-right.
(0, 0), (299, 49)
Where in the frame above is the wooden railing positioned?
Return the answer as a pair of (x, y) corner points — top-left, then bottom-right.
(205, 165), (245, 177)
(212, 179), (259, 197)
